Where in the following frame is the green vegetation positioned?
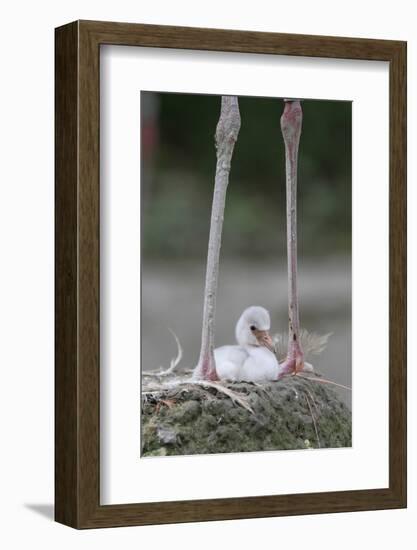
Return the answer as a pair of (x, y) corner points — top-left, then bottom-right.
(142, 93), (351, 259)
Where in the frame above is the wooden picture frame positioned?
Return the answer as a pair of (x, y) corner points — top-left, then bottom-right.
(55, 20), (407, 528)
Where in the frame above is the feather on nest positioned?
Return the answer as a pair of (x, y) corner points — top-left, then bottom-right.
(273, 329), (332, 362)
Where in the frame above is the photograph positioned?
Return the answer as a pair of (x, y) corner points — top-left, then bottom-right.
(0, 0), (409, 538)
(140, 91), (352, 457)
(49, 12), (406, 533)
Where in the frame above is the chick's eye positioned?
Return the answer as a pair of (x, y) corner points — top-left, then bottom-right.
(250, 325), (256, 331)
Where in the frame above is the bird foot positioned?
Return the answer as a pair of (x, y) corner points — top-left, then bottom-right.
(278, 353), (306, 379)
(195, 355), (219, 382)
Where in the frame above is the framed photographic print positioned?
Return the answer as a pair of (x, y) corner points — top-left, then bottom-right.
(55, 20), (406, 528)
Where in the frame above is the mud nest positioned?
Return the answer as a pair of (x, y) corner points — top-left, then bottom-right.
(141, 375), (351, 457)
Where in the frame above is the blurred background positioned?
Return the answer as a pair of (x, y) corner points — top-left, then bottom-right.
(141, 92), (352, 406)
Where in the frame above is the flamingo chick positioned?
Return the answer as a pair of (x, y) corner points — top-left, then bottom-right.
(214, 306), (280, 382)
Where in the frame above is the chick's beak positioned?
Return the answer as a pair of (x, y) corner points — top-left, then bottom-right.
(255, 329), (274, 352)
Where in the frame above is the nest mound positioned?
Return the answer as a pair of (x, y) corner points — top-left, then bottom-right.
(141, 375), (351, 457)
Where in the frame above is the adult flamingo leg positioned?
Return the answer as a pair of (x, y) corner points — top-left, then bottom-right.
(194, 96), (241, 381)
(279, 99), (305, 377)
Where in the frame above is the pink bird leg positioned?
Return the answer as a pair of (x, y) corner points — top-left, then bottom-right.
(279, 99), (305, 377)
(195, 96), (241, 381)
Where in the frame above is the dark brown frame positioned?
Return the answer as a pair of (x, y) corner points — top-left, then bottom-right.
(55, 20), (407, 529)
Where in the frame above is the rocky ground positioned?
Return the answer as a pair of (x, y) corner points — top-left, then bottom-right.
(141, 374), (352, 457)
